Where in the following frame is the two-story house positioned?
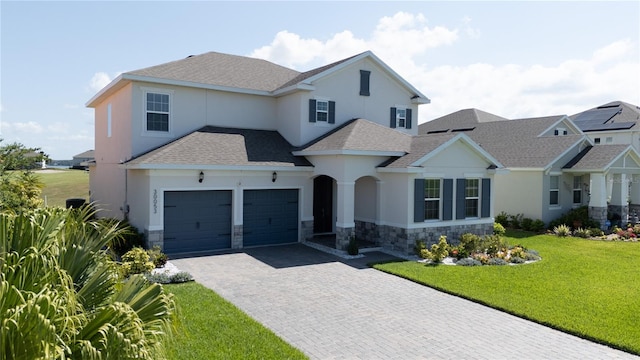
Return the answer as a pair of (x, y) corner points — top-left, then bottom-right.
(87, 51), (503, 256)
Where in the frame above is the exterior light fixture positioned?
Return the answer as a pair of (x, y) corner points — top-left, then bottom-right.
(198, 171), (204, 183)
(272, 171), (277, 183)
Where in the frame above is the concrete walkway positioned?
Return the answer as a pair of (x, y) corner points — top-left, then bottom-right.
(171, 244), (636, 360)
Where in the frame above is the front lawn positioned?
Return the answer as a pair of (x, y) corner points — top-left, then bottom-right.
(36, 169), (89, 207)
(164, 282), (308, 359)
(374, 231), (640, 355)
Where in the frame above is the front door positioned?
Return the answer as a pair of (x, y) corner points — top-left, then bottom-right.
(313, 175), (333, 233)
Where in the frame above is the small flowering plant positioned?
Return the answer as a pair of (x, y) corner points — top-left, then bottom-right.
(616, 226), (638, 240)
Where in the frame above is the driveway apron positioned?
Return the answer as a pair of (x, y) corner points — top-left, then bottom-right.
(171, 244), (636, 360)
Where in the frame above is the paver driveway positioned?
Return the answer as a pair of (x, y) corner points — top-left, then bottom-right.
(171, 244), (636, 360)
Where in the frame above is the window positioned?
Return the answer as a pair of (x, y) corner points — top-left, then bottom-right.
(550, 176), (559, 205)
(359, 70), (370, 96)
(309, 99), (335, 124)
(594, 137), (601, 144)
(424, 179), (441, 220)
(397, 109), (407, 128)
(554, 128), (568, 136)
(146, 92), (170, 132)
(389, 107), (412, 129)
(465, 179), (479, 217)
(316, 100), (328, 122)
(107, 103), (112, 138)
(573, 176), (582, 204)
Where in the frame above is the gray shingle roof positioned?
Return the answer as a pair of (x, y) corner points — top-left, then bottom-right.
(419, 108), (509, 133)
(382, 133), (459, 168)
(563, 145), (631, 170)
(125, 126), (311, 167)
(127, 52), (301, 92)
(296, 119), (412, 153)
(421, 111), (583, 168)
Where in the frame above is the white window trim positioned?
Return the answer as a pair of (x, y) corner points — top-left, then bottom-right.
(572, 175), (582, 206)
(313, 97), (332, 127)
(424, 178), (442, 221)
(465, 178), (480, 219)
(549, 175), (560, 207)
(396, 107), (407, 129)
(141, 87), (174, 137)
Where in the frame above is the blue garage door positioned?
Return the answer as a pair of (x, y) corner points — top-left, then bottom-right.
(243, 189), (299, 247)
(164, 190), (232, 254)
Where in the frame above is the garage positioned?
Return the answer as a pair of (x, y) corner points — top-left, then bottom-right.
(163, 190), (232, 254)
(243, 189), (299, 247)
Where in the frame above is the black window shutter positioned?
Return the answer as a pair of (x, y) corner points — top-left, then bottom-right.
(414, 178), (425, 222)
(390, 107), (397, 128)
(328, 101), (336, 124)
(406, 108), (412, 129)
(481, 178), (491, 218)
(359, 70), (371, 96)
(554, 129), (559, 136)
(443, 179), (453, 220)
(456, 179), (466, 219)
(309, 99), (317, 123)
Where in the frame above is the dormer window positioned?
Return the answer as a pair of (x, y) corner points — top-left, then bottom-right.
(309, 99), (335, 124)
(554, 128), (568, 136)
(390, 107), (412, 129)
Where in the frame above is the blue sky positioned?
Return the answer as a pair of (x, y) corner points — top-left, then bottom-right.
(2, 1), (639, 159)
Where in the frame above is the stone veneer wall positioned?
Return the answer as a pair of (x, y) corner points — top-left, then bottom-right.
(589, 206), (608, 230)
(145, 229), (163, 250)
(232, 225), (243, 249)
(336, 226), (355, 250)
(301, 220), (314, 242)
(608, 204), (629, 226)
(355, 220), (493, 255)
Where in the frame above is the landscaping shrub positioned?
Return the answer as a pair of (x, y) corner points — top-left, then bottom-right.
(509, 213), (524, 229)
(347, 236), (359, 255)
(147, 245), (168, 268)
(495, 211), (509, 227)
(493, 222), (506, 236)
(420, 236), (449, 263)
(458, 233), (481, 258)
(521, 217), (533, 231)
(480, 234), (507, 256)
(589, 227), (604, 237)
(553, 224), (571, 237)
(530, 219), (546, 233)
(510, 256), (526, 264)
(487, 257), (508, 266)
(455, 258), (482, 266)
(170, 271), (194, 283)
(108, 220), (146, 257)
(121, 247), (155, 277)
(573, 228), (591, 238)
(548, 206), (599, 230)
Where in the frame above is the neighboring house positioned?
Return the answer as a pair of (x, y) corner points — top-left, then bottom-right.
(570, 101), (640, 152)
(419, 109), (640, 227)
(86, 51), (503, 255)
(71, 150), (95, 169)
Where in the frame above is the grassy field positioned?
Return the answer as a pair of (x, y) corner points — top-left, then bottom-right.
(374, 231), (640, 355)
(165, 282), (308, 360)
(36, 169), (89, 207)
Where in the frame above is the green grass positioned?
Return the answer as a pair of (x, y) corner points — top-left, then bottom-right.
(36, 169), (89, 207)
(374, 231), (640, 355)
(164, 282), (308, 360)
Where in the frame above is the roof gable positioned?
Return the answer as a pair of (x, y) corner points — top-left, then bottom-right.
(570, 101), (639, 132)
(563, 144), (640, 172)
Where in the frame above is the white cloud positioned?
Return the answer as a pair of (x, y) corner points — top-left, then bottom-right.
(252, 12), (638, 123)
(11, 121), (46, 134)
(251, 12), (457, 71)
(89, 72), (115, 93)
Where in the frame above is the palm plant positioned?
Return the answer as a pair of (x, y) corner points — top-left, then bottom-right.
(0, 207), (176, 359)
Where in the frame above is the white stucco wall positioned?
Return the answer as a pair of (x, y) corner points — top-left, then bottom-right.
(586, 130), (640, 152)
(91, 83), (133, 219)
(129, 82), (278, 157)
(494, 171), (544, 220)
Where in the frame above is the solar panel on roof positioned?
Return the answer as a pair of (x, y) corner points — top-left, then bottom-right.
(581, 122), (636, 132)
(574, 107), (621, 130)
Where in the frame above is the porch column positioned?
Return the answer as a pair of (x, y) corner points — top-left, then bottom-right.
(335, 181), (355, 250)
(631, 175), (640, 223)
(609, 174), (629, 226)
(589, 173), (608, 230)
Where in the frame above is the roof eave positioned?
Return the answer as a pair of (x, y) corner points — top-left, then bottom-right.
(272, 83), (315, 96)
(120, 163), (315, 171)
(293, 150), (406, 157)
